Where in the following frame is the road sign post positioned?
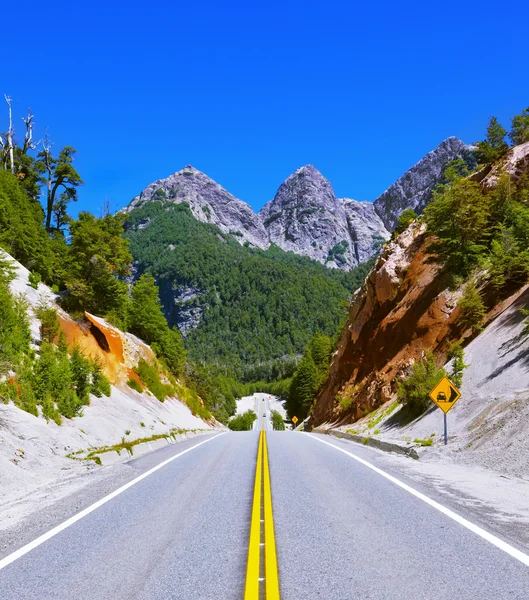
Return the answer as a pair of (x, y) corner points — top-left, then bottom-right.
(429, 376), (461, 445)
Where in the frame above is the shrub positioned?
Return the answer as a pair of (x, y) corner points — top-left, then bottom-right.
(228, 409), (257, 431)
(397, 353), (447, 415)
(91, 357), (111, 397)
(28, 271), (41, 289)
(414, 438), (433, 446)
(35, 303), (61, 344)
(271, 410), (285, 430)
(70, 345), (92, 405)
(394, 209), (418, 236)
(337, 393), (353, 410)
(127, 378), (143, 393)
(0, 260), (32, 376)
(446, 342), (469, 388)
(489, 229), (529, 294)
(457, 283), (486, 334)
(134, 359), (166, 401)
(42, 395), (62, 425)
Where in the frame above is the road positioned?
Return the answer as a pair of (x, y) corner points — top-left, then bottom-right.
(1, 429), (529, 599)
(253, 393), (272, 430)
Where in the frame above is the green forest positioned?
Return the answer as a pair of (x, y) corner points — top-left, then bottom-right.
(124, 201), (371, 381)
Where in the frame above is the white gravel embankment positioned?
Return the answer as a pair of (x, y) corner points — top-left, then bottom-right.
(0, 386), (215, 533)
(330, 285), (529, 534)
(0, 250), (218, 533)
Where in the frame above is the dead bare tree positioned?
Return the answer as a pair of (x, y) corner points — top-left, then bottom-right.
(22, 109), (36, 154)
(41, 132), (53, 218)
(4, 94), (15, 173)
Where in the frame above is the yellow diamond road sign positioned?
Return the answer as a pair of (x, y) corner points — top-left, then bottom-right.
(292, 416), (298, 424)
(429, 377), (461, 414)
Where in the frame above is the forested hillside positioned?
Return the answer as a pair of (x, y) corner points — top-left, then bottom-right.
(124, 201), (372, 381)
(307, 107), (529, 426)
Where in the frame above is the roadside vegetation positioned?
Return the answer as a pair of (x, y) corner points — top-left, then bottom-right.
(0, 264), (111, 422)
(228, 409), (257, 431)
(271, 410), (285, 430)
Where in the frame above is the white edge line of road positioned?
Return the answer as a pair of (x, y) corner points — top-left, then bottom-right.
(306, 432), (529, 568)
(0, 432), (226, 572)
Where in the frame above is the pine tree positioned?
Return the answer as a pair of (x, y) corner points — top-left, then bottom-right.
(475, 117), (508, 164)
(509, 107), (529, 146)
(447, 342), (469, 388)
(424, 178), (491, 275)
(129, 274), (186, 376)
(288, 353), (318, 418)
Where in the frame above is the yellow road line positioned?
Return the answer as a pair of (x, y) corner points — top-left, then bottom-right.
(244, 431), (263, 599)
(244, 431), (280, 599)
(263, 432), (280, 599)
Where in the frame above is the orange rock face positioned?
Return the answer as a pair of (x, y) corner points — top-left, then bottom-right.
(56, 311), (155, 385)
(310, 223), (462, 427)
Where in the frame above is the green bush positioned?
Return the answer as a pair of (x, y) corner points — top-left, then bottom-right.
(271, 410), (285, 430)
(414, 438), (433, 447)
(228, 409), (257, 431)
(134, 359), (166, 401)
(0, 171), (55, 281)
(28, 271), (41, 289)
(35, 303), (61, 344)
(0, 258), (32, 377)
(458, 283), (486, 334)
(91, 358), (111, 397)
(127, 378), (143, 393)
(394, 209), (418, 236)
(397, 353), (447, 415)
(446, 342), (469, 388)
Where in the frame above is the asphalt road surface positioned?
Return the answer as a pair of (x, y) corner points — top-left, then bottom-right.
(1, 430), (529, 599)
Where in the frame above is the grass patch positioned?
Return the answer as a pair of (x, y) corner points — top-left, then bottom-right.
(337, 393), (353, 410)
(414, 438), (434, 447)
(80, 429), (192, 460)
(134, 359), (166, 401)
(367, 400), (399, 429)
(346, 428), (360, 435)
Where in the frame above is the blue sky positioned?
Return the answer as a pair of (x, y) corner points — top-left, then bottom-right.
(3, 0), (529, 215)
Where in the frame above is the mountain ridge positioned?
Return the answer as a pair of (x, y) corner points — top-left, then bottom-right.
(122, 136), (473, 270)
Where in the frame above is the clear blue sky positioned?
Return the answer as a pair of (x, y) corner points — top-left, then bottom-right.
(3, 0), (529, 215)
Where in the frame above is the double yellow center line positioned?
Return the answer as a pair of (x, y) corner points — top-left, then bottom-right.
(244, 431), (280, 599)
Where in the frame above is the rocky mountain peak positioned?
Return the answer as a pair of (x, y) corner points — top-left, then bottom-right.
(260, 166), (389, 270)
(121, 166), (270, 249)
(373, 137), (475, 230)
